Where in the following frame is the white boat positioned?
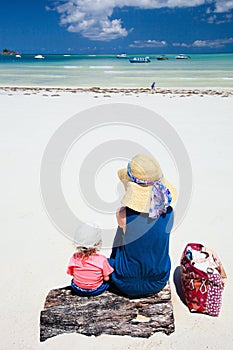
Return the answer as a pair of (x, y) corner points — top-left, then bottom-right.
(129, 56), (151, 63)
(15, 54), (21, 58)
(176, 54), (191, 59)
(116, 53), (128, 59)
(34, 54), (45, 59)
(64, 54), (71, 57)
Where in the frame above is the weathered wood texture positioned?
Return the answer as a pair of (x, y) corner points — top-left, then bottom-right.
(40, 284), (175, 342)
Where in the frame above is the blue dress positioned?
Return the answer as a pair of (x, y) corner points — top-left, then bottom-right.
(109, 206), (174, 297)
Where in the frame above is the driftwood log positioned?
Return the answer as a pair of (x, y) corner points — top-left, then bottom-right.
(40, 283), (175, 342)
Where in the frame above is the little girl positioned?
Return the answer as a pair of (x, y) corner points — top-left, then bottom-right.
(67, 223), (114, 296)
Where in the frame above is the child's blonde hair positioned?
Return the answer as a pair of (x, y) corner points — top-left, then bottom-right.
(75, 246), (100, 259)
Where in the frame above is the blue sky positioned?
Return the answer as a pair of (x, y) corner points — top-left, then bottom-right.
(0, 0), (232, 53)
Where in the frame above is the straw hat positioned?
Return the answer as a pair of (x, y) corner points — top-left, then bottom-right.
(118, 154), (177, 213)
(73, 223), (102, 249)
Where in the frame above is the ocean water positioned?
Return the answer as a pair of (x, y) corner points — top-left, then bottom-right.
(0, 53), (232, 88)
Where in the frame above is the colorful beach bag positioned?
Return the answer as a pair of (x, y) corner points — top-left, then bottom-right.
(180, 243), (227, 316)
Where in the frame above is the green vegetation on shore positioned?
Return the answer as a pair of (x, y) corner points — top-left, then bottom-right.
(2, 48), (20, 55)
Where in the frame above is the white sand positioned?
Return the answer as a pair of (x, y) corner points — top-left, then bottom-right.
(1, 89), (233, 350)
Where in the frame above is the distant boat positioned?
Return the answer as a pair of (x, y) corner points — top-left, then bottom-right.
(129, 57), (151, 63)
(116, 53), (128, 59)
(15, 54), (21, 58)
(176, 54), (191, 59)
(157, 55), (168, 60)
(34, 54), (45, 59)
(64, 54), (71, 57)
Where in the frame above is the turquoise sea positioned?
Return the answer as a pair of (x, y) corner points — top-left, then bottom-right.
(0, 53), (232, 88)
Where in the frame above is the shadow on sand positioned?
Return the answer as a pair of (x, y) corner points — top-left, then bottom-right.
(173, 266), (187, 306)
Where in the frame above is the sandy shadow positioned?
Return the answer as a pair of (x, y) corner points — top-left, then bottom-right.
(173, 266), (187, 305)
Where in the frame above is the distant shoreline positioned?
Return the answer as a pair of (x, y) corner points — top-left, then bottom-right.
(1, 86), (232, 97)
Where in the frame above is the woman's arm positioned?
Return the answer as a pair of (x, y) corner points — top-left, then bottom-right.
(116, 207), (126, 234)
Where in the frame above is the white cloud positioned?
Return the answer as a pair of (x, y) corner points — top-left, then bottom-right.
(192, 37), (233, 47)
(54, 0), (129, 41)
(129, 39), (167, 48)
(52, 1), (233, 41)
(207, 14), (217, 23)
(207, 12), (233, 23)
(172, 37), (233, 47)
(214, 0), (233, 13)
(172, 42), (190, 47)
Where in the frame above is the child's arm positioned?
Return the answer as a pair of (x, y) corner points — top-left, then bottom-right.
(67, 266), (73, 276)
(102, 257), (114, 282)
(67, 255), (75, 276)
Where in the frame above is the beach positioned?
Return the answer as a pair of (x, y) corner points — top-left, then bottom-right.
(1, 86), (233, 350)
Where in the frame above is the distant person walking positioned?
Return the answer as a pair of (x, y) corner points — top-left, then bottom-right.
(151, 81), (156, 90)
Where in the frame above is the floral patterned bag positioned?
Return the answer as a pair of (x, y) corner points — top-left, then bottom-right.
(180, 243), (227, 316)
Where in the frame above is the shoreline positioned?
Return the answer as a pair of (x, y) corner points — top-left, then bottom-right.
(1, 85), (233, 97)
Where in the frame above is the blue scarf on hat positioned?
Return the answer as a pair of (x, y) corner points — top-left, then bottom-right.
(127, 162), (172, 219)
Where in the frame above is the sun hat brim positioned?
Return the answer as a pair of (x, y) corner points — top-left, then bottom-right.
(118, 168), (177, 213)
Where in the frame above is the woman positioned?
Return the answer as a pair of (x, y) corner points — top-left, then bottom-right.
(109, 154), (176, 297)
